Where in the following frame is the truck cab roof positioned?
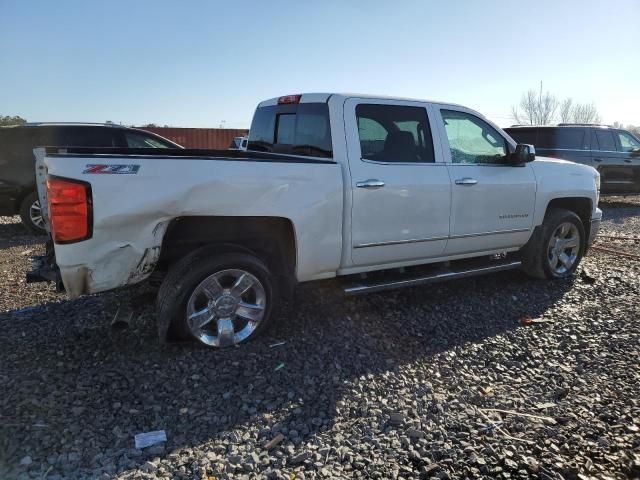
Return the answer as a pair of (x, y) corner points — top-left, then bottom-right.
(258, 93), (467, 110)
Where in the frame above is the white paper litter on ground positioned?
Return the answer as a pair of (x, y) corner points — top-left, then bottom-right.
(134, 430), (167, 449)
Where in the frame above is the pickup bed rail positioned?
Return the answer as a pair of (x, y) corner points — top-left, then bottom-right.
(43, 146), (336, 164)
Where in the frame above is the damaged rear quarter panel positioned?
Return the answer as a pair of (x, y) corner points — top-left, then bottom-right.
(55, 221), (170, 297)
(46, 155), (343, 297)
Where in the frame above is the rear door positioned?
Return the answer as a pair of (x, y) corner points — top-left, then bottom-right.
(435, 107), (536, 256)
(591, 128), (637, 194)
(344, 98), (451, 266)
(535, 127), (593, 166)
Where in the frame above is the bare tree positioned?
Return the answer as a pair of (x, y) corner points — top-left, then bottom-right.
(571, 103), (601, 124)
(559, 98), (574, 123)
(512, 83), (603, 125)
(511, 82), (558, 125)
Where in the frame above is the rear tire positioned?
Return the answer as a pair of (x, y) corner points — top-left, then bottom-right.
(156, 248), (278, 348)
(19, 191), (46, 235)
(521, 208), (585, 280)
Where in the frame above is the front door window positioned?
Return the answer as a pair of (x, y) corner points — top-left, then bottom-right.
(617, 131), (640, 152)
(440, 110), (507, 164)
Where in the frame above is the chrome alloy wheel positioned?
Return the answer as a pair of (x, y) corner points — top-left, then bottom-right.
(547, 222), (580, 275)
(185, 269), (266, 347)
(29, 200), (45, 230)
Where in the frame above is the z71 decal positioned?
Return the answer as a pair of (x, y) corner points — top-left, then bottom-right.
(83, 164), (140, 174)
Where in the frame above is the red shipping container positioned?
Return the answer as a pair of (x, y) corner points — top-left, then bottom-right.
(140, 127), (249, 150)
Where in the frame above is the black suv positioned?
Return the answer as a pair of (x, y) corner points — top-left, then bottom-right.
(0, 123), (181, 232)
(505, 124), (640, 195)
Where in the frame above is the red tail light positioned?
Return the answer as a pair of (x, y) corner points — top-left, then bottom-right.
(46, 176), (92, 243)
(277, 94), (301, 105)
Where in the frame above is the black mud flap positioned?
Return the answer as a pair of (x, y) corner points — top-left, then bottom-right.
(26, 240), (64, 292)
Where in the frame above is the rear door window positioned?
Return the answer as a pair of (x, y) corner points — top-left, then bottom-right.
(0, 127), (59, 165)
(58, 127), (118, 147)
(593, 130), (616, 152)
(124, 131), (172, 148)
(355, 104), (435, 163)
(247, 103), (332, 158)
(536, 128), (586, 150)
(505, 128), (537, 146)
(0, 128), (31, 164)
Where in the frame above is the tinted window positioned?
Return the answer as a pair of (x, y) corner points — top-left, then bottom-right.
(31, 127), (60, 147)
(594, 129), (616, 151)
(355, 104), (434, 163)
(505, 128), (537, 146)
(125, 131), (172, 148)
(0, 127), (59, 164)
(247, 103), (332, 158)
(536, 128), (586, 150)
(441, 110), (507, 164)
(275, 114), (296, 145)
(0, 128), (30, 162)
(58, 127), (117, 147)
(617, 131), (640, 152)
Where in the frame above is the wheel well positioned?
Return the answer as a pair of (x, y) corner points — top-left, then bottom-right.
(16, 187), (37, 212)
(546, 197), (592, 236)
(158, 216), (297, 293)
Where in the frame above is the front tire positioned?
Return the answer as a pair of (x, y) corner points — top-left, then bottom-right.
(19, 191), (46, 235)
(156, 249), (277, 348)
(521, 208), (585, 279)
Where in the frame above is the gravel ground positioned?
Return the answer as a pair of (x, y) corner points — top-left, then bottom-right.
(1, 199), (639, 480)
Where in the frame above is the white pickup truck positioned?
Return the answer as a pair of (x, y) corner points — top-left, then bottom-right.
(29, 93), (602, 348)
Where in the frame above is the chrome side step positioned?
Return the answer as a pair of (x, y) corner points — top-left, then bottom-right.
(343, 260), (522, 295)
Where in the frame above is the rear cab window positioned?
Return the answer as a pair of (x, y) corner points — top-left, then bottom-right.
(247, 103), (333, 158)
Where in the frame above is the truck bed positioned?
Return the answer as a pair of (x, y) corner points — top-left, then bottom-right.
(35, 146), (344, 296)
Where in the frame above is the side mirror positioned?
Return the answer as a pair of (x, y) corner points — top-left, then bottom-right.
(511, 144), (535, 164)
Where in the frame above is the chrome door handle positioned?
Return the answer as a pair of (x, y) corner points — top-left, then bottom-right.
(455, 177), (478, 185)
(356, 179), (385, 189)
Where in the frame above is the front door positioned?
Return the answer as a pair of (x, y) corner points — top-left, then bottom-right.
(435, 108), (536, 256)
(344, 98), (451, 267)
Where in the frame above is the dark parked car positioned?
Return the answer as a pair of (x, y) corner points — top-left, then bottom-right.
(505, 124), (640, 196)
(0, 123), (181, 233)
